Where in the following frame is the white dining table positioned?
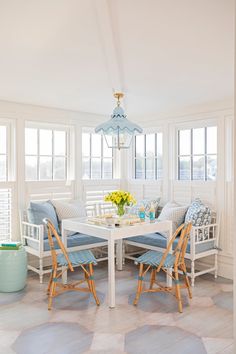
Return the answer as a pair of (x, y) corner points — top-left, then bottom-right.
(61, 218), (173, 308)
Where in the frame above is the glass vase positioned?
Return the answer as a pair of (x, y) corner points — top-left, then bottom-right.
(117, 204), (125, 217)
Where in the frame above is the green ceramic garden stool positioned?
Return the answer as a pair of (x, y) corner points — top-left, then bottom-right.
(0, 246), (27, 292)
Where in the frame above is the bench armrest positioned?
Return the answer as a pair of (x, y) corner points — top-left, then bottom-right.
(21, 221), (44, 245)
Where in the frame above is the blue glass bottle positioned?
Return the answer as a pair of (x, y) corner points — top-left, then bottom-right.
(149, 203), (155, 223)
(139, 206), (145, 222)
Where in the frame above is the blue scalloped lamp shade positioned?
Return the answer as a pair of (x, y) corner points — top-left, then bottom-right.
(95, 106), (143, 149)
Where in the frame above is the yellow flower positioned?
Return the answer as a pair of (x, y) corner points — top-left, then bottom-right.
(104, 190), (136, 207)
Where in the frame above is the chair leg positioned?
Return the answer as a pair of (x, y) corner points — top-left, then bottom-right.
(47, 270), (53, 295)
(149, 268), (156, 290)
(48, 270), (57, 311)
(89, 264), (100, 306)
(83, 265), (91, 290)
(174, 267), (183, 313)
(134, 263), (144, 306)
(182, 263), (192, 299)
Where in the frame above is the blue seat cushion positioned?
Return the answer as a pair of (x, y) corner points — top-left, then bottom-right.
(126, 233), (215, 254)
(27, 233), (107, 251)
(58, 250), (97, 266)
(136, 250), (175, 268)
(27, 201), (60, 239)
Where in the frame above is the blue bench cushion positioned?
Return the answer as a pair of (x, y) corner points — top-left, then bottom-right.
(126, 233), (215, 254)
(27, 201), (60, 239)
(58, 250), (97, 266)
(27, 233), (107, 251)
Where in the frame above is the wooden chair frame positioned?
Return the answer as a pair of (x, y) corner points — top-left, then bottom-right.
(43, 218), (100, 310)
(134, 223), (192, 313)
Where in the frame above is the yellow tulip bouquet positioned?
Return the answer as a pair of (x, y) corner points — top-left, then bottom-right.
(104, 190), (136, 217)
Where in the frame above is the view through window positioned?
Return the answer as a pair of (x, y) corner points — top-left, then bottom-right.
(134, 133), (163, 179)
(178, 126), (217, 180)
(82, 132), (113, 179)
(25, 127), (67, 181)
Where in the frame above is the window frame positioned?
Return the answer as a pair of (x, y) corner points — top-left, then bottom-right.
(133, 130), (163, 180)
(0, 118), (16, 242)
(0, 119), (15, 182)
(81, 129), (114, 180)
(176, 122), (218, 181)
(25, 122), (73, 182)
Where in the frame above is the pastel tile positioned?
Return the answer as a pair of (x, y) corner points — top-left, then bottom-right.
(191, 296), (214, 307)
(45, 290), (105, 311)
(125, 325), (207, 354)
(91, 333), (124, 352)
(141, 312), (176, 327)
(220, 284), (233, 292)
(212, 291), (233, 312)
(0, 261), (232, 353)
(0, 303), (51, 331)
(0, 330), (20, 348)
(0, 288), (26, 306)
(202, 337), (234, 354)
(12, 322), (93, 354)
(174, 305), (233, 339)
(128, 287), (190, 313)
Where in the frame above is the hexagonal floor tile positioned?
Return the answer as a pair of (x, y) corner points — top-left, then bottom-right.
(0, 288), (26, 306)
(44, 290), (105, 311)
(12, 322), (94, 354)
(125, 324), (207, 354)
(212, 291), (233, 312)
(128, 289), (190, 313)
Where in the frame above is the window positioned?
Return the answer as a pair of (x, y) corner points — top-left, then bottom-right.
(134, 132), (163, 179)
(178, 126), (217, 181)
(0, 125), (7, 181)
(25, 127), (68, 181)
(82, 132), (113, 179)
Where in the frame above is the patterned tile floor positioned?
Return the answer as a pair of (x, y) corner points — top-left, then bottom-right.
(0, 261), (233, 354)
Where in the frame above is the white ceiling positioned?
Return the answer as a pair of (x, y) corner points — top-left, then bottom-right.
(0, 0), (234, 117)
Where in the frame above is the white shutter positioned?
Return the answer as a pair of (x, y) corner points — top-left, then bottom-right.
(0, 188), (11, 241)
(82, 180), (120, 216)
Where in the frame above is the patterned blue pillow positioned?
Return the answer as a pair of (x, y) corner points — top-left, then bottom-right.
(185, 198), (211, 226)
(27, 201), (60, 239)
(185, 198), (211, 240)
(128, 198), (161, 217)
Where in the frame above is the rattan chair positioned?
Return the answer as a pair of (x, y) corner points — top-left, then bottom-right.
(133, 222), (192, 313)
(43, 218), (100, 310)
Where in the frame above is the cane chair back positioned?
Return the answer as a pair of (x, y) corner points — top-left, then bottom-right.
(134, 222), (192, 313)
(44, 218), (73, 272)
(43, 218), (100, 310)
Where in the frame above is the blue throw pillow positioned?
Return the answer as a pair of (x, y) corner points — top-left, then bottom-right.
(185, 198), (211, 226)
(27, 201), (60, 239)
(185, 198), (211, 240)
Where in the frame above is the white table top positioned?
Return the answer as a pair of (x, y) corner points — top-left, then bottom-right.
(62, 218), (172, 241)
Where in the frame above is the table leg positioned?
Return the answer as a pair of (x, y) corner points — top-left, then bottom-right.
(116, 239), (123, 271)
(61, 226), (67, 285)
(108, 238), (115, 308)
